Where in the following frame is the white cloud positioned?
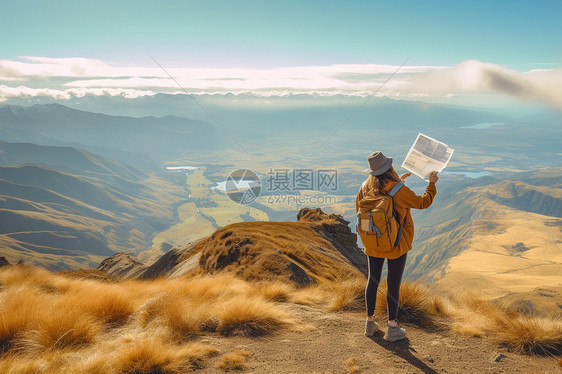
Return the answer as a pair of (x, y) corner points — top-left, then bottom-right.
(1, 56), (561, 108)
(0, 84), (155, 102)
(411, 60), (562, 108)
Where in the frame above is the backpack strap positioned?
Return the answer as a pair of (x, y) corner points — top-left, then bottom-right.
(388, 182), (404, 197)
(388, 182), (405, 246)
(367, 211), (382, 236)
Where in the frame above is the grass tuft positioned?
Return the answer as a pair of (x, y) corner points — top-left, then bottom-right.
(345, 357), (361, 373)
(327, 279), (365, 312)
(17, 311), (100, 353)
(159, 298), (205, 340)
(255, 281), (293, 302)
(375, 281), (440, 326)
(117, 338), (218, 373)
(493, 315), (562, 355)
(0, 287), (48, 353)
(447, 292), (562, 355)
(216, 350), (249, 371)
(217, 297), (291, 336)
(69, 284), (135, 326)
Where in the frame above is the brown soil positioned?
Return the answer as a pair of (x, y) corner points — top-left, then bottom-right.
(197, 303), (560, 373)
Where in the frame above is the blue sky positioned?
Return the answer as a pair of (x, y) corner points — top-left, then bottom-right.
(1, 0), (561, 109)
(2, 0), (560, 69)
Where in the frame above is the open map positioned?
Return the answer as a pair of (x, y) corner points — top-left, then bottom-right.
(401, 133), (454, 181)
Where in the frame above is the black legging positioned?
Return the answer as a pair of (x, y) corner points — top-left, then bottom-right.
(365, 253), (407, 320)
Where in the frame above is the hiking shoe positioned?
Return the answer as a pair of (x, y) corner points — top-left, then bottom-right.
(364, 320), (378, 337)
(384, 324), (406, 342)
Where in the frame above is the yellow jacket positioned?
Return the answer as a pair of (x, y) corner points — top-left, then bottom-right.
(355, 180), (437, 259)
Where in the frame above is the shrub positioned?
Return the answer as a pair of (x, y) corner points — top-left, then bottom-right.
(16, 311), (100, 353)
(447, 292), (562, 355)
(216, 350), (249, 371)
(375, 281), (440, 326)
(255, 282), (293, 303)
(71, 285), (135, 326)
(0, 287), (47, 353)
(217, 297), (291, 337)
(327, 279), (365, 312)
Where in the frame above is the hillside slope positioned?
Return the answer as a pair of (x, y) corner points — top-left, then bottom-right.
(0, 143), (182, 271)
(0, 140), (146, 181)
(408, 168), (562, 314)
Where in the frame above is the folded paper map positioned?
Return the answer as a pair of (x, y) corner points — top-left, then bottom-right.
(401, 133), (454, 181)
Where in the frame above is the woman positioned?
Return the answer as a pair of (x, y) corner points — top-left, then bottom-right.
(356, 151), (438, 341)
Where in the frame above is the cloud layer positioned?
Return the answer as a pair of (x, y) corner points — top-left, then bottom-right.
(1, 56), (561, 108)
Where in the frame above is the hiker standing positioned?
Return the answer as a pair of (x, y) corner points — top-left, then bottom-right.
(356, 151), (438, 341)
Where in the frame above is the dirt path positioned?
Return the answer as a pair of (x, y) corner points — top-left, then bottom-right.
(198, 304), (560, 373)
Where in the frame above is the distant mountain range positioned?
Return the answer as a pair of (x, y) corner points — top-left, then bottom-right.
(2, 100), (559, 174)
(0, 103), (228, 167)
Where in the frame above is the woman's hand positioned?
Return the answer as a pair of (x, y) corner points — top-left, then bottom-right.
(429, 171), (439, 183)
(400, 172), (411, 180)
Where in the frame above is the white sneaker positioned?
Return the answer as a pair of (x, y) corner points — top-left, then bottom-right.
(364, 320), (378, 337)
(384, 324), (406, 342)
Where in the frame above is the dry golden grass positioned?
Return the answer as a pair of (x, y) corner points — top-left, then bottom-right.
(361, 278), (562, 356)
(216, 349), (249, 371)
(158, 298), (205, 339)
(0, 266), (295, 371)
(217, 297), (292, 336)
(0, 352), (45, 374)
(345, 357), (361, 373)
(326, 278), (365, 312)
(1, 260), (560, 374)
(57, 269), (120, 283)
(116, 337), (218, 373)
(62, 283), (135, 326)
(0, 265), (69, 294)
(494, 315), (562, 355)
(375, 280), (443, 326)
(255, 281), (293, 302)
(16, 312), (100, 353)
(446, 293), (562, 355)
(287, 277), (365, 312)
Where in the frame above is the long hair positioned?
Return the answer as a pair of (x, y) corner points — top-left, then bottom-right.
(363, 166), (401, 196)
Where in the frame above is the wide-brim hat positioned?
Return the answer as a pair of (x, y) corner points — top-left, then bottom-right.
(365, 151), (393, 176)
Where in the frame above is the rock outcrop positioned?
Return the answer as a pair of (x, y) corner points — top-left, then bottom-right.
(139, 241), (201, 280)
(0, 257), (9, 268)
(296, 208), (367, 276)
(97, 253), (147, 278)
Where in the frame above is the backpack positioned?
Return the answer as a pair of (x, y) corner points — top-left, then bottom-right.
(356, 182), (404, 255)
